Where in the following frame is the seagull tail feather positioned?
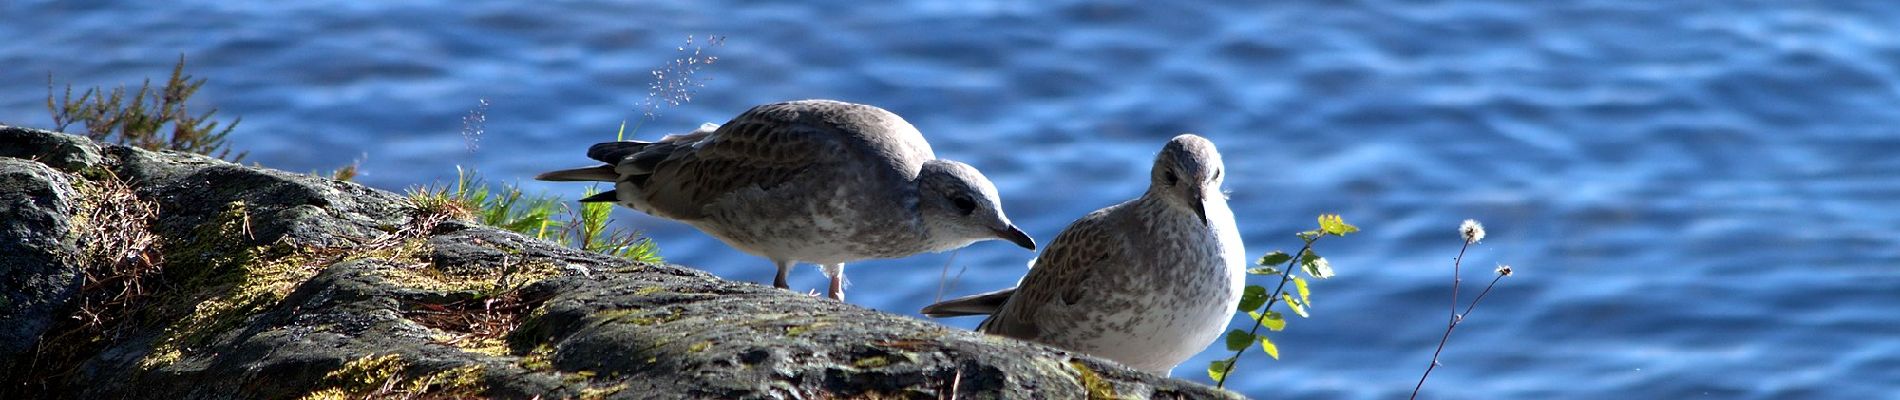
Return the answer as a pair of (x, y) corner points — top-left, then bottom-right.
(586, 141), (654, 164)
(534, 165), (619, 182)
(920, 288), (1016, 318)
(578, 190), (619, 203)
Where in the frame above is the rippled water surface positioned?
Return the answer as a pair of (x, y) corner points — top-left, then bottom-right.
(6, 1), (1899, 398)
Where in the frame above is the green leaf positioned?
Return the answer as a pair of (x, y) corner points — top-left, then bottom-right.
(1317, 214), (1359, 236)
(1237, 285), (1267, 311)
(1257, 251), (1292, 266)
(1224, 329), (1254, 351)
(1246, 266), (1283, 276)
(1297, 230), (1321, 241)
(1250, 310), (1287, 331)
(1207, 360), (1231, 382)
(1259, 334), (1281, 359)
(1293, 276), (1311, 306)
(1301, 253), (1335, 279)
(1282, 294), (1309, 318)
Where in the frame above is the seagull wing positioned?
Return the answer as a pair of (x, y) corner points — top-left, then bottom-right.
(627, 102), (864, 220)
(980, 203), (1133, 340)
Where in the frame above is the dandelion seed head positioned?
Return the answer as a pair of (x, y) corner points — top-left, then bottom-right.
(1459, 219), (1485, 244)
(1496, 264), (1513, 277)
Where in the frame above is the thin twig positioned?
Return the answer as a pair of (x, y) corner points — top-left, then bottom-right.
(1463, 275), (1504, 318)
(1452, 242), (1466, 322)
(1410, 241), (1487, 400)
(933, 249), (963, 305)
(940, 366), (963, 400)
(948, 265), (967, 300)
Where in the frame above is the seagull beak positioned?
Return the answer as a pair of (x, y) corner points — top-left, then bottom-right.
(1191, 190), (1209, 227)
(994, 224), (1037, 250)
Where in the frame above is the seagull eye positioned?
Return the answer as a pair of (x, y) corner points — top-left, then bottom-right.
(952, 196), (977, 215)
(1212, 169), (1222, 181)
(1165, 171), (1179, 186)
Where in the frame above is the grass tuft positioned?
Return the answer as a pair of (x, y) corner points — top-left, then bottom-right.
(11, 170), (165, 391)
(405, 167), (660, 264)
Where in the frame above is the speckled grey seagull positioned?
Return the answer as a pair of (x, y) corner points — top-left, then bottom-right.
(536, 99), (1035, 301)
(921, 134), (1245, 374)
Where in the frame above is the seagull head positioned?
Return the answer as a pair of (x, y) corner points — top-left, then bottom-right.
(917, 159), (1036, 251)
(1148, 134), (1226, 226)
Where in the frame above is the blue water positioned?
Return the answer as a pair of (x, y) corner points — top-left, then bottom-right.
(6, 1), (1899, 398)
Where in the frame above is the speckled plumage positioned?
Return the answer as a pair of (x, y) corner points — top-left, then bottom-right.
(538, 99), (1034, 301)
(922, 134), (1246, 374)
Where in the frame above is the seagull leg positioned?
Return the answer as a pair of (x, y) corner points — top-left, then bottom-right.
(772, 259), (794, 290)
(821, 263), (846, 301)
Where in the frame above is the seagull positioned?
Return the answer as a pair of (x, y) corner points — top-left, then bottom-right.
(537, 99), (1035, 301)
(922, 134), (1245, 374)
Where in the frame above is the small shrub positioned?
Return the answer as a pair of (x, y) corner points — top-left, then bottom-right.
(45, 55), (244, 161)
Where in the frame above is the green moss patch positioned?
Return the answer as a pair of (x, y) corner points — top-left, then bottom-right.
(141, 197), (457, 369)
(516, 343), (556, 371)
(376, 258), (561, 295)
(1069, 361), (1120, 400)
(143, 201), (327, 368)
(577, 382), (630, 400)
(298, 353), (488, 399)
(853, 356), (892, 369)
(597, 307), (684, 327)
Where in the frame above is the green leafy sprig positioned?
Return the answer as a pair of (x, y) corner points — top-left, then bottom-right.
(1209, 214), (1358, 387)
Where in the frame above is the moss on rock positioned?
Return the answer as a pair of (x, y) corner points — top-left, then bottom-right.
(298, 353), (489, 399)
(142, 201), (327, 368)
(1071, 360), (1121, 400)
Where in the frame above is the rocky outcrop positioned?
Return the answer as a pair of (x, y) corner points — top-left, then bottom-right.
(0, 125), (1239, 400)
(0, 157), (83, 358)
